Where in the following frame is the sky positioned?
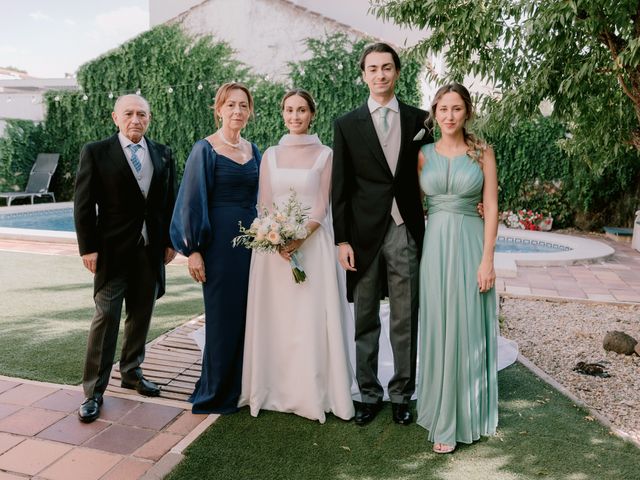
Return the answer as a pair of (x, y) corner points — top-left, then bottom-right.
(0, 0), (150, 78)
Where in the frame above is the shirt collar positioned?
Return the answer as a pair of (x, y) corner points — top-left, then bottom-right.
(118, 132), (147, 151)
(367, 96), (399, 114)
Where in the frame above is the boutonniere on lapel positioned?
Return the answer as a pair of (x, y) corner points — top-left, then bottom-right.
(413, 128), (426, 141)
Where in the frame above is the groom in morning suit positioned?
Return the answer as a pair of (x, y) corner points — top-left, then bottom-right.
(74, 94), (177, 423)
(332, 43), (431, 426)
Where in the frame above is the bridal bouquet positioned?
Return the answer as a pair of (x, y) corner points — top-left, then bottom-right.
(232, 190), (309, 283)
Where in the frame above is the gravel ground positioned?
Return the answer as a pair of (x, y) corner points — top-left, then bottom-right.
(500, 297), (640, 444)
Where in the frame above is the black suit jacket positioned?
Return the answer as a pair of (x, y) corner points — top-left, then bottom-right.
(74, 133), (176, 297)
(332, 101), (431, 299)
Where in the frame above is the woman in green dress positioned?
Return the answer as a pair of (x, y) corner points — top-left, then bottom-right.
(416, 83), (499, 454)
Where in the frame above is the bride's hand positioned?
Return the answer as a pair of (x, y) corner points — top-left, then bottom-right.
(477, 259), (495, 293)
(279, 239), (304, 261)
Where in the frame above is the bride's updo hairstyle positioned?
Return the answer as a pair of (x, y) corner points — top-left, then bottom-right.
(428, 83), (488, 163)
(280, 88), (317, 115)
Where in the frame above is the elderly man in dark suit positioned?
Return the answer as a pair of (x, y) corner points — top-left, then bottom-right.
(74, 94), (176, 423)
(332, 43), (431, 426)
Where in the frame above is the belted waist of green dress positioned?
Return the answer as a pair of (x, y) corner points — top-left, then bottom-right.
(426, 194), (481, 216)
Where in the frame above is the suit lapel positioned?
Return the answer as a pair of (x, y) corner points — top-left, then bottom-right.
(145, 137), (165, 202)
(355, 104), (392, 176)
(396, 102), (416, 177)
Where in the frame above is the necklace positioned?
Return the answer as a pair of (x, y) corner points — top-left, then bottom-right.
(219, 130), (242, 149)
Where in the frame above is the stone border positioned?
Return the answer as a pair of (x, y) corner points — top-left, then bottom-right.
(500, 292), (639, 308)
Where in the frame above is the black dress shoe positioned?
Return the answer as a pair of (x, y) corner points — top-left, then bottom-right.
(354, 400), (383, 426)
(391, 403), (413, 425)
(121, 376), (161, 397)
(78, 395), (103, 423)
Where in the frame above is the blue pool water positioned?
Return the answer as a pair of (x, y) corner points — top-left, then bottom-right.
(0, 208), (74, 232)
(495, 235), (571, 253)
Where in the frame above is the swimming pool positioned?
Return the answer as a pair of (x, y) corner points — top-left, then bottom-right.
(0, 207), (74, 232)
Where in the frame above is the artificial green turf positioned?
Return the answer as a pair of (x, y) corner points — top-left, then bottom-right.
(0, 250), (203, 384)
(167, 364), (639, 480)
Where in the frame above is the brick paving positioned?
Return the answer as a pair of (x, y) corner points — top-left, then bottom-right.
(0, 376), (210, 479)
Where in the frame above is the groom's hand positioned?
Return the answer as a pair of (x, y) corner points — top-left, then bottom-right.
(338, 243), (357, 272)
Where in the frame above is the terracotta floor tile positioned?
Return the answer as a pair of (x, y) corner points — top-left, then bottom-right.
(0, 471), (28, 479)
(0, 404), (21, 422)
(39, 447), (122, 480)
(0, 384), (57, 406)
(33, 389), (85, 413)
(165, 411), (207, 435)
(0, 407), (66, 436)
(99, 396), (140, 422)
(37, 415), (110, 445)
(557, 289), (588, 299)
(0, 439), (71, 476)
(83, 424), (155, 455)
(611, 290), (640, 302)
(580, 286), (612, 294)
(0, 381), (19, 395)
(531, 288), (558, 296)
(529, 280), (556, 289)
(133, 432), (182, 461)
(101, 458), (152, 480)
(119, 403), (182, 431)
(586, 293), (617, 301)
(0, 433), (23, 455)
(504, 285), (532, 295)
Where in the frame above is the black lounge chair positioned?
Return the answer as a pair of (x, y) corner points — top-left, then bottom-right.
(0, 153), (59, 206)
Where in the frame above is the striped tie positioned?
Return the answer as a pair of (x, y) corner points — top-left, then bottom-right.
(128, 144), (142, 172)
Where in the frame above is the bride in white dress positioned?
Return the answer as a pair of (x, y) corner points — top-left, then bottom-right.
(238, 89), (355, 423)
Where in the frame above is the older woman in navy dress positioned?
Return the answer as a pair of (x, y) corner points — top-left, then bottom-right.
(170, 83), (260, 414)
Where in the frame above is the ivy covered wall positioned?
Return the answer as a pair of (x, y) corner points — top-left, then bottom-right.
(37, 25), (421, 201)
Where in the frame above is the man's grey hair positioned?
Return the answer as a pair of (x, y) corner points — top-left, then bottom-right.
(113, 94), (150, 113)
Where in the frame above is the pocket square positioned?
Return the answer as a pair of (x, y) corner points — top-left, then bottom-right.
(413, 128), (426, 141)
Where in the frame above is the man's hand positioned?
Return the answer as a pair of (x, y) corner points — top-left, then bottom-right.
(338, 243), (357, 272)
(81, 252), (98, 274)
(164, 247), (177, 265)
(477, 202), (485, 219)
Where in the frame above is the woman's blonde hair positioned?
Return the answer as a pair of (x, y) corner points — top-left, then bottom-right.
(429, 83), (488, 163)
(211, 82), (254, 128)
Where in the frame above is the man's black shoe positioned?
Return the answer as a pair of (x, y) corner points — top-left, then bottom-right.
(391, 402), (413, 425)
(78, 395), (103, 423)
(121, 376), (161, 397)
(354, 400), (383, 426)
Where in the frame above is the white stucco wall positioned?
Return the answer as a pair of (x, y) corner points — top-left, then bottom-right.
(0, 78), (78, 136)
(150, 0), (206, 27)
(175, 0), (359, 81)
(287, 0), (427, 47)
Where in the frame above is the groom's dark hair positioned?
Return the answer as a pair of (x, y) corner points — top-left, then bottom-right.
(359, 42), (401, 71)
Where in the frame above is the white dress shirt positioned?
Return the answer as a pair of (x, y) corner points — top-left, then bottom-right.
(367, 96), (403, 225)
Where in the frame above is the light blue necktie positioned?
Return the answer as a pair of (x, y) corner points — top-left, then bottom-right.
(379, 107), (390, 136)
(128, 144), (142, 173)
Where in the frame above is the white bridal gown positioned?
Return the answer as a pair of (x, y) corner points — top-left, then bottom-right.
(238, 133), (355, 423)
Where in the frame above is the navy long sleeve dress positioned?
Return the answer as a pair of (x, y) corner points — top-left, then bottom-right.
(170, 139), (260, 413)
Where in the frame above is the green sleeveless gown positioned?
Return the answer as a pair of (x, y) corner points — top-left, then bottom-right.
(416, 143), (498, 446)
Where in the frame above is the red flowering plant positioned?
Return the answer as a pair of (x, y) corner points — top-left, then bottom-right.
(500, 209), (544, 230)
